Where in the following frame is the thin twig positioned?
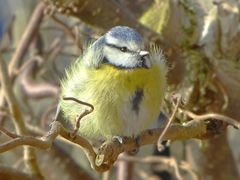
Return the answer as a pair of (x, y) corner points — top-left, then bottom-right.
(157, 94), (181, 151)
(0, 55), (43, 178)
(8, 2), (46, 79)
(20, 56), (59, 99)
(135, 169), (159, 180)
(117, 152), (134, 180)
(0, 117), (227, 172)
(119, 155), (184, 180)
(40, 103), (58, 128)
(0, 121), (61, 153)
(0, 126), (19, 138)
(0, 165), (33, 180)
(51, 15), (82, 51)
(0, 1), (46, 127)
(0, 120), (104, 171)
(62, 96), (94, 111)
(214, 80), (229, 111)
(62, 96), (94, 137)
(0, 56), (27, 134)
(0, 89), (237, 174)
(181, 109), (240, 129)
(12, 55), (43, 76)
(180, 161), (199, 180)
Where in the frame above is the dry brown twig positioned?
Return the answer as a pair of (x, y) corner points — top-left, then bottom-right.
(0, 2), (46, 126)
(0, 95), (239, 172)
(179, 161), (199, 180)
(0, 55), (43, 178)
(40, 103), (58, 128)
(11, 55), (43, 76)
(0, 164), (33, 180)
(118, 155), (192, 180)
(1, 55), (240, 173)
(157, 94), (182, 151)
(44, 0), (166, 46)
(51, 15), (82, 52)
(0, 126), (19, 139)
(62, 96), (94, 137)
(180, 109), (240, 129)
(8, 2), (46, 80)
(0, 112), (239, 172)
(135, 169), (159, 180)
(19, 55), (59, 99)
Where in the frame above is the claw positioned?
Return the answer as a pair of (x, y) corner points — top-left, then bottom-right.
(112, 136), (124, 144)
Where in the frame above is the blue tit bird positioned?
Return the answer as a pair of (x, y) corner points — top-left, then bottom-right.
(59, 26), (167, 141)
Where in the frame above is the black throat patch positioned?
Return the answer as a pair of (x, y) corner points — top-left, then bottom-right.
(132, 89), (144, 114)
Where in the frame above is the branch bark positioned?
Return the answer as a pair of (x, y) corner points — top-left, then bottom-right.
(1, 117), (237, 173)
(0, 55), (43, 178)
(44, 0), (165, 45)
(8, 2), (46, 79)
(0, 165), (33, 180)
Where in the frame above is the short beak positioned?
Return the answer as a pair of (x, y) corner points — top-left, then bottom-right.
(139, 50), (149, 57)
(139, 50), (151, 69)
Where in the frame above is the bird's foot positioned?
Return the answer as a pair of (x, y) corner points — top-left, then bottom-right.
(112, 136), (128, 144)
(112, 135), (142, 154)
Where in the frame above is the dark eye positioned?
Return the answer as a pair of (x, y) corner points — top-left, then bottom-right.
(120, 47), (128, 52)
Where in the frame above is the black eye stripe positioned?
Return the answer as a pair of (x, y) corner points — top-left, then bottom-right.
(106, 43), (136, 54)
(120, 47), (127, 52)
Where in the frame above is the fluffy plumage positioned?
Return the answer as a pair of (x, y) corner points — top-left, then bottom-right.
(60, 26), (167, 140)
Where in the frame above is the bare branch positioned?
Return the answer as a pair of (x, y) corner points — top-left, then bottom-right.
(0, 55), (43, 178)
(20, 56), (59, 99)
(119, 155), (185, 180)
(62, 96), (94, 137)
(51, 15), (82, 52)
(0, 121), (59, 153)
(45, 0), (164, 44)
(157, 94), (181, 151)
(8, 2), (46, 78)
(0, 126), (19, 138)
(181, 109), (240, 129)
(40, 103), (58, 128)
(0, 56), (27, 134)
(0, 165), (33, 180)
(0, 112), (237, 173)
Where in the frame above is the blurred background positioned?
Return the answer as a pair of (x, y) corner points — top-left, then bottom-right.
(0, 0), (240, 179)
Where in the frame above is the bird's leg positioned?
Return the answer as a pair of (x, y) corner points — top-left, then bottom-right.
(112, 135), (141, 154)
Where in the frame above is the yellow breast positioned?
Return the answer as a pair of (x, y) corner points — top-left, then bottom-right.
(61, 63), (166, 140)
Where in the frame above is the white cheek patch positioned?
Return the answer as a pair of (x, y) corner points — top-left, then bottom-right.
(104, 46), (139, 68)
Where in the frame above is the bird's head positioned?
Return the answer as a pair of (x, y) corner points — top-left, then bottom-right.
(83, 26), (152, 69)
(102, 26), (151, 69)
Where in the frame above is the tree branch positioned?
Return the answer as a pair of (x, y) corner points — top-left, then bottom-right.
(8, 2), (46, 79)
(19, 56), (59, 99)
(0, 165), (33, 180)
(0, 55), (43, 178)
(45, 0), (164, 44)
(1, 113), (238, 173)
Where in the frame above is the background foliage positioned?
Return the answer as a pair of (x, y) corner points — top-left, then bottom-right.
(0, 0), (240, 179)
